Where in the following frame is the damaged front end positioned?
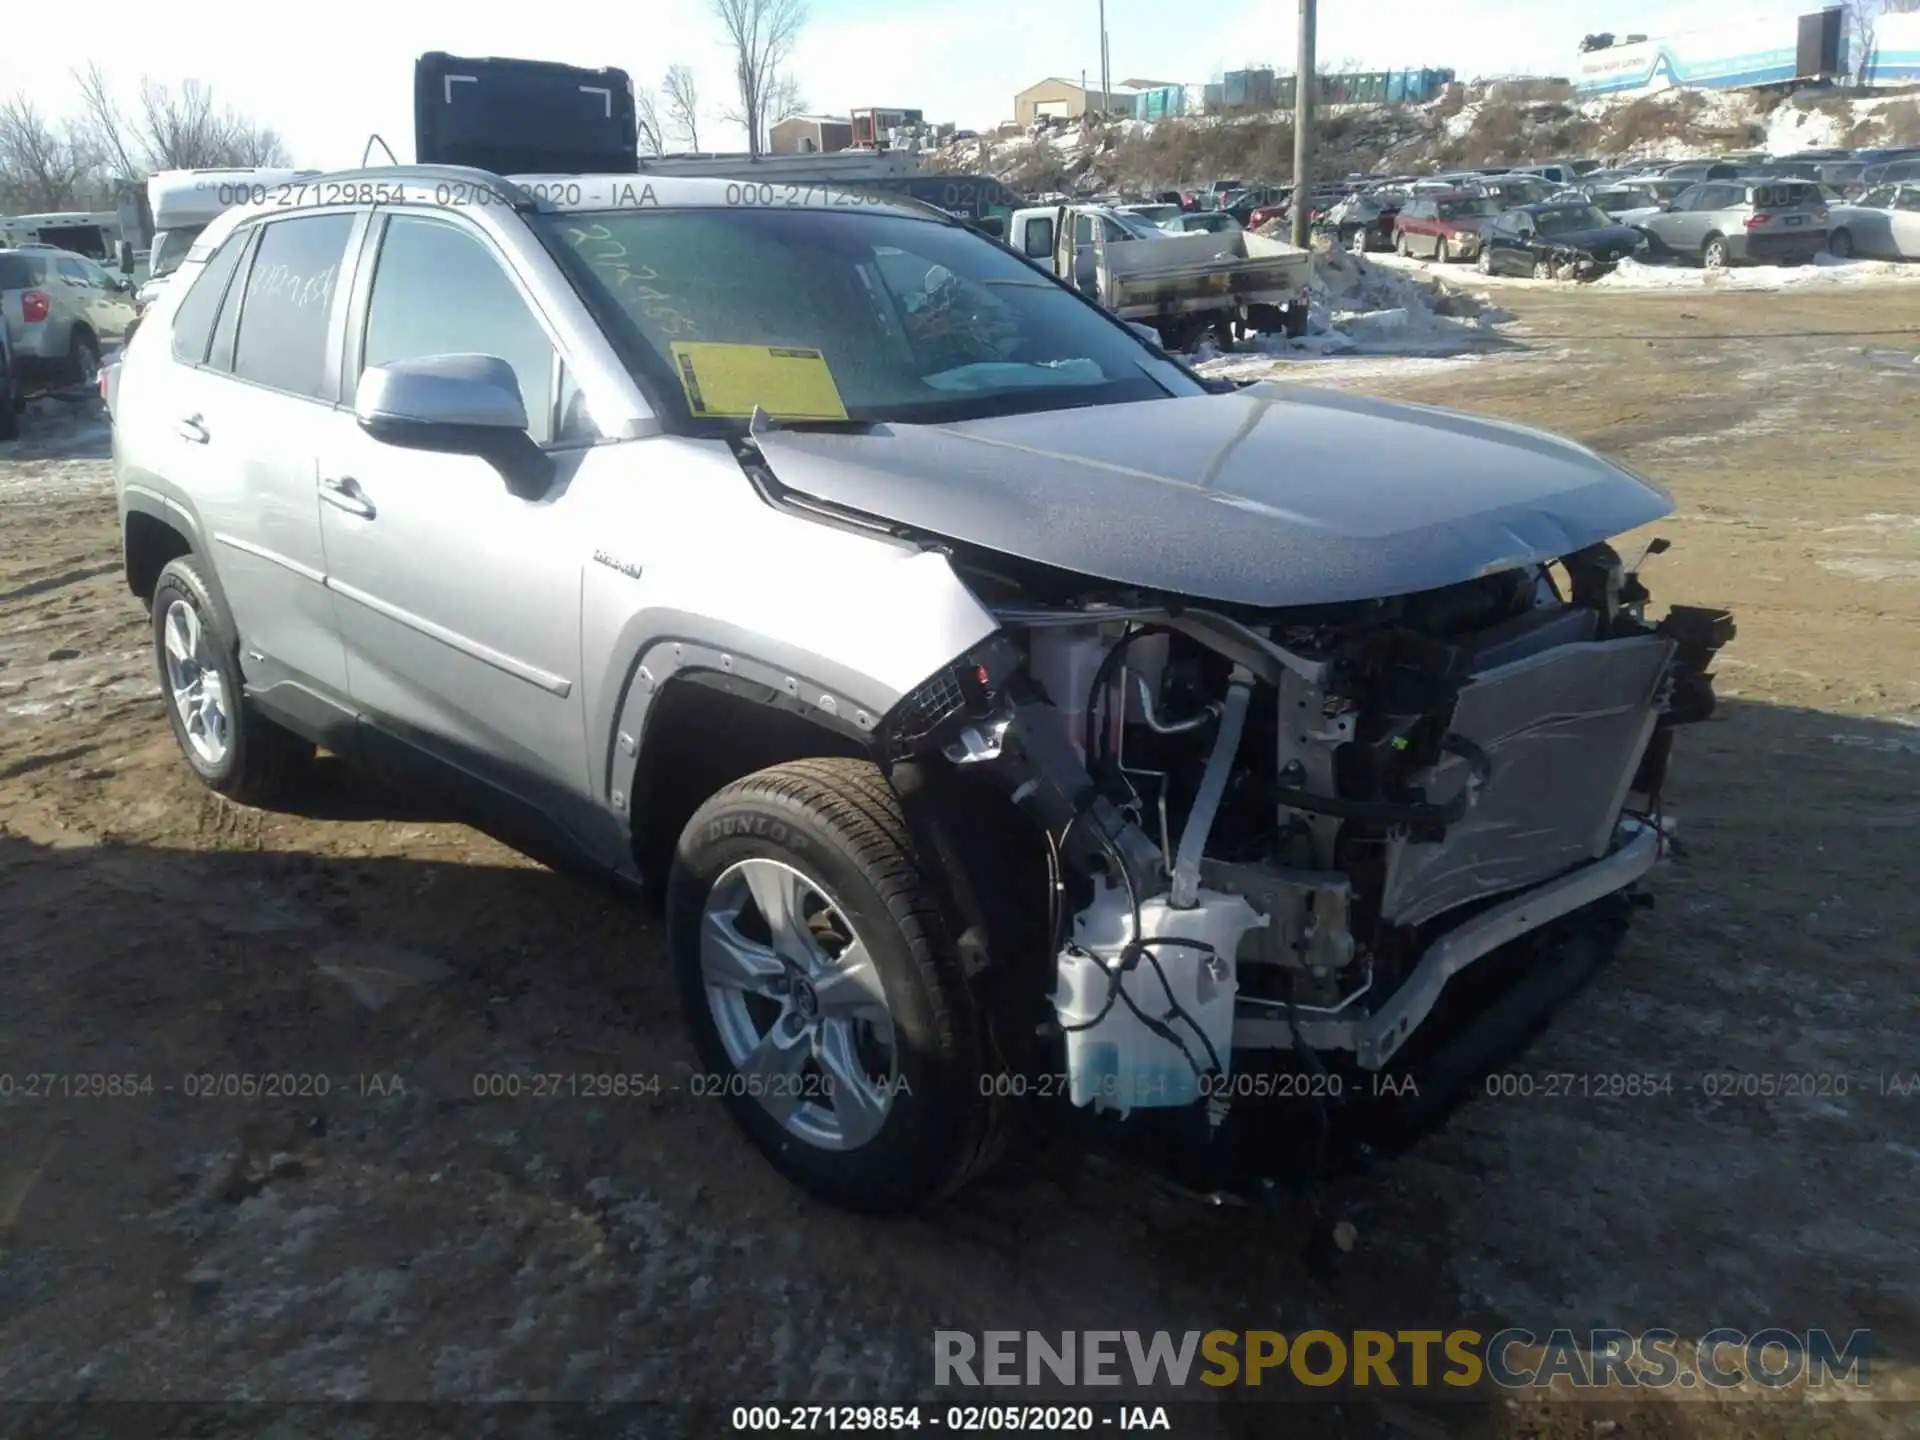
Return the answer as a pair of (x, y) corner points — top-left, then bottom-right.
(875, 541), (1733, 1175)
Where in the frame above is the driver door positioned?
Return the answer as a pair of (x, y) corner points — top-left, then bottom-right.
(316, 207), (597, 830)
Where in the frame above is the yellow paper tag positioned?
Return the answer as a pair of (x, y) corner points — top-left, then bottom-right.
(669, 342), (849, 421)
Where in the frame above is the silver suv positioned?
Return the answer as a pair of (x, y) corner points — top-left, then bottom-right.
(0, 245), (138, 391)
(113, 166), (1732, 1211)
(1633, 178), (1831, 268)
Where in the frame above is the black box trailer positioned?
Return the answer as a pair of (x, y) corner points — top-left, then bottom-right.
(414, 52), (639, 175)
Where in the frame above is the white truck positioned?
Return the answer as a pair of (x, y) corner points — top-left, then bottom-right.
(130, 167), (322, 308)
(1007, 203), (1314, 350)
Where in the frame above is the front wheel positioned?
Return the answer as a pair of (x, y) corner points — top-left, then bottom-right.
(1348, 228), (1368, 256)
(150, 557), (314, 804)
(667, 758), (1007, 1213)
(1532, 259), (1553, 280)
(1829, 229), (1854, 259)
(1477, 247), (1494, 275)
(1434, 238), (1450, 264)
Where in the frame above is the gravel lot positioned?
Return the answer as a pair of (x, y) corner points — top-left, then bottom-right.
(2, 283), (1917, 1438)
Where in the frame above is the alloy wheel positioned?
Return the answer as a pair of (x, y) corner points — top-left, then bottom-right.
(700, 858), (899, 1151)
(161, 598), (230, 766)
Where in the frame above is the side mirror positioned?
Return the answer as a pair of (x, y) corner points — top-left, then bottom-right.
(355, 354), (551, 498)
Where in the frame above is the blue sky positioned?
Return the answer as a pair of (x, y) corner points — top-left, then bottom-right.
(3, 0), (1805, 167)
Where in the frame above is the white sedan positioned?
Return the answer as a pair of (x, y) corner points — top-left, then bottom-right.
(1827, 183), (1920, 260)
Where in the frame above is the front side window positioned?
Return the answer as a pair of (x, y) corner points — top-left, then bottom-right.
(1896, 188), (1920, 214)
(546, 206), (1192, 432)
(230, 213), (356, 400)
(360, 213), (560, 445)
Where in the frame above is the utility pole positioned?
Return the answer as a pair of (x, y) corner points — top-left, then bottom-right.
(1290, 0), (1316, 249)
(1097, 0), (1111, 115)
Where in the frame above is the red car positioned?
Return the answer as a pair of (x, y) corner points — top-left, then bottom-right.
(1393, 193), (1500, 262)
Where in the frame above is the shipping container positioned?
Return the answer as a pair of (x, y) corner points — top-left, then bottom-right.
(414, 52), (638, 174)
(1135, 84), (1187, 120)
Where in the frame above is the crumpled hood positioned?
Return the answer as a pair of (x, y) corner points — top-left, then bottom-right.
(751, 383), (1673, 608)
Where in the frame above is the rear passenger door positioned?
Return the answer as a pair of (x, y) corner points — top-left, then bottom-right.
(189, 210), (363, 703)
(53, 256), (105, 345)
(316, 208), (596, 823)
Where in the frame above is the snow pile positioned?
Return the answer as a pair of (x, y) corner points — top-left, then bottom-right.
(1593, 253), (1920, 290)
(1762, 90), (1919, 156)
(1183, 247), (1511, 368)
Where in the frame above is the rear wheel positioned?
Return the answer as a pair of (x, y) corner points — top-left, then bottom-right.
(68, 330), (102, 392)
(1434, 237), (1450, 264)
(1702, 235), (1730, 270)
(1348, 228), (1368, 256)
(1532, 259), (1553, 280)
(1829, 228), (1854, 259)
(0, 351), (18, 442)
(667, 758), (1007, 1213)
(1476, 247), (1493, 275)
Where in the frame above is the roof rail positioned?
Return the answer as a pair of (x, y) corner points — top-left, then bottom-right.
(838, 185), (965, 227)
(306, 163), (539, 208)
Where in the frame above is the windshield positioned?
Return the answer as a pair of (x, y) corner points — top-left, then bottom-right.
(544, 208), (1194, 430)
(1124, 205), (1181, 225)
(1534, 205), (1613, 235)
(1437, 197), (1497, 218)
(149, 226), (203, 280)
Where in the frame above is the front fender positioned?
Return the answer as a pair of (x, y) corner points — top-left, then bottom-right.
(588, 554), (1000, 835)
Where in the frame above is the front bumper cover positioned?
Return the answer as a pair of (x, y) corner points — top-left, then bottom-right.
(1232, 819), (1661, 1069)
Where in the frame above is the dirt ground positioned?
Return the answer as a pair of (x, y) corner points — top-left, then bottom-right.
(2, 283), (1917, 1439)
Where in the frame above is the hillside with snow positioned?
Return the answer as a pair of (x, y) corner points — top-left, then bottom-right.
(928, 82), (1920, 194)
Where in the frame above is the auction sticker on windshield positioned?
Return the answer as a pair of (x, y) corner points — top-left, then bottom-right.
(669, 342), (849, 421)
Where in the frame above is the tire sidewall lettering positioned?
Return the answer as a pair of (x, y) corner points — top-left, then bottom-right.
(705, 813), (796, 848)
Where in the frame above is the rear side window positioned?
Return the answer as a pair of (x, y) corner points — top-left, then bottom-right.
(231, 213), (356, 400)
(0, 254), (47, 288)
(170, 230), (252, 365)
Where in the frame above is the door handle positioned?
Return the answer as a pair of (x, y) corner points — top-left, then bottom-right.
(174, 415), (209, 444)
(318, 475), (376, 519)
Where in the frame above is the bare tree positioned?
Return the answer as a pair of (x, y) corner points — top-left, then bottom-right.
(0, 92), (99, 211)
(663, 64), (703, 153)
(1847, 0), (1920, 81)
(74, 61), (142, 183)
(72, 68), (288, 176)
(1848, 0), (1880, 81)
(766, 74), (806, 130)
(713, 0), (808, 158)
(636, 84), (666, 155)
